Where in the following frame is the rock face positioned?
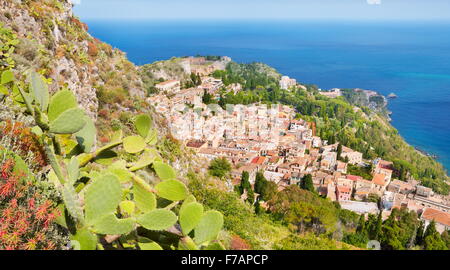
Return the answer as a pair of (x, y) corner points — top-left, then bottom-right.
(1, 0), (196, 175)
(0, 0), (145, 120)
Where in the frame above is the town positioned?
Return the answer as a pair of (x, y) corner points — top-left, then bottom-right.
(148, 56), (450, 234)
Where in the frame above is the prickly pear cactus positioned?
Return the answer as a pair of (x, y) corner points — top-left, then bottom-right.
(6, 70), (226, 250)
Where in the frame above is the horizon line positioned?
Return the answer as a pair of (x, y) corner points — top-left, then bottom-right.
(79, 17), (450, 23)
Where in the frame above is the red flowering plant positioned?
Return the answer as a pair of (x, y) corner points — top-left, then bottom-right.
(229, 235), (252, 250)
(0, 151), (69, 250)
(0, 120), (47, 170)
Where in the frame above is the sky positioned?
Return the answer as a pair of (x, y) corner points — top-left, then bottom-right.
(72, 0), (450, 21)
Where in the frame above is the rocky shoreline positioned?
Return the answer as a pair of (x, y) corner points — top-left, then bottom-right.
(415, 146), (439, 160)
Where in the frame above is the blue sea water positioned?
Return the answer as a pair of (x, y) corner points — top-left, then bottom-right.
(85, 20), (450, 172)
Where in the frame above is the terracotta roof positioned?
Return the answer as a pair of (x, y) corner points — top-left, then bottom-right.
(269, 156), (280, 164)
(372, 173), (386, 186)
(337, 186), (351, 193)
(390, 179), (413, 189)
(337, 161), (347, 169)
(355, 189), (370, 195)
(236, 164), (258, 173)
(377, 160), (394, 170)
(251, 156), (266, 165)
(347, 175), (363, 181)
(186, 140), (206, 148)
(422, 208), (450, 227)
(277, 163), (290, 169)
(342, 146), (356, 153)
(156, 80), (179, 86)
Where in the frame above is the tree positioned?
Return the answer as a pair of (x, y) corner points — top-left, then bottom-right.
(356, 215), (366, 235)
(260, 181), (278, 202)
(246, 188), (255, 205)
(423, 220), (438, 239)
(327, 134), (336, 145)
(423, 220), (448, 250)
(337, 143), (343, 160)
(374, 211), (383, 240)
(197, 73), (202, 85)
(441, 230), (450, 250)
(415, 220), (425, 246)
(366, 214), (378, 240)
(190, 72), (202, 86)
(366, 193), (380, 203)
(300, 174), (315, 193)
(343, 232), (369, 248)
(254, 172), (267, 194)
(240, 174), (251, 192)
(208, 157), (231, 179)
(237, 171), (250, 195)
(253, 172), (277, 201)
(344, 156), (349, 163)
(202, 90), (213, 104)
(254, 200), (263, 215)
(218, 94), (226, 109)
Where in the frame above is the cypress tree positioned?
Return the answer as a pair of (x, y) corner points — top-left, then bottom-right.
(375, 211), (383, 240)
(337, 143), (343, 160)
(416, 220), (425, 246)
(300, 174), (315, 193)
(356, 215), (366, 235)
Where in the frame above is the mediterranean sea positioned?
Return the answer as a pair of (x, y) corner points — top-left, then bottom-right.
(84, 19), (450, 172)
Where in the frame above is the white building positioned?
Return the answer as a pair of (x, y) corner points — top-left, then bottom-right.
(155, 80), (181, 93)
(280, 76), (297, 90)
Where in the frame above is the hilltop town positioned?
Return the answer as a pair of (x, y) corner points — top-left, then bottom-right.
(149, 56), (450, 234)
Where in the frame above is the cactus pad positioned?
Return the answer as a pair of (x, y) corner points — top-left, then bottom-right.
(85, 174), (122, 225)
(153, 161), (176, 180)
(28, 70), (49, 112)
(49, 108), (87, 134)
(91, 214), (135, 235)
(61, 183), (85, 223)
(123, 136), (146, 154)
(179, 202), (204, 235)
(155, 179), (189, 201)
(194, 211), (224, 245)
(75, 115), (96, 153)
(137, 209), (177, 231)
(67, 156), (80, 185)
(133, 182), (156, 213)
(48, 89), (77, 122)
(71, 228), (98, 250)
(134, 114), (152, 138)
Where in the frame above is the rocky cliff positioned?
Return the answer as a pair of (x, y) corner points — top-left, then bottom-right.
(1, 0), (145, 120)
